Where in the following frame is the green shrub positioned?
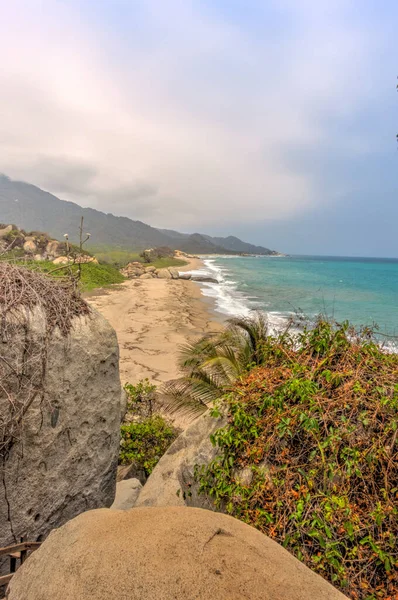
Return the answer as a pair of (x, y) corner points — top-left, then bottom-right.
(196, 320), (398, 599)
(120, 415), (178, 476)
(125, 379), (157, 415)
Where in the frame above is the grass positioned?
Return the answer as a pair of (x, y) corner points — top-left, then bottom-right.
(194, 320), (398, 599)
(90, 247), (142, 266)
(10, 259), (125, 292)
(148, 257), (187, 268)
(90, 246), (188, 269)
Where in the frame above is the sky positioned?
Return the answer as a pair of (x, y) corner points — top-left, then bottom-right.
(0, 0), (397, 256)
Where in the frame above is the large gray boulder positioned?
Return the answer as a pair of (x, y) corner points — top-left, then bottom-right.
(0, 279), (122, 549)
(6, 506), (348, 599)
(136, 412), (225, 509)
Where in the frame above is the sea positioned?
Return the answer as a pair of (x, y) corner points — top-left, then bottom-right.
(189, 255), (398, 346)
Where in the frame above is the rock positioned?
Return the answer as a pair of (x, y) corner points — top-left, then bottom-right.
(74, 255), (99, 264)
(168, 267), (179, 279)
(156, 268), (172, 279)
(23, 239), (37, 253)
(191, 276), (219, 284)
(0, 302), (122, 550)
(233, 466), (253, 487)
(52, 256), (70, 265)
(139, 273), (154, 279)
(178, 273), (192, 280)
(0, 224), (12, 238)
(6, 506), (348, 600)
(33, 254), (45, 261)
(145, 266), (157, 273)
(136, 411), (226, 509)
(46, 240), (61, 257)
(110, 478), (142, 510)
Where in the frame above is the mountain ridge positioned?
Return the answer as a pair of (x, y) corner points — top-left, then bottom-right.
(0, 174), (278, 255)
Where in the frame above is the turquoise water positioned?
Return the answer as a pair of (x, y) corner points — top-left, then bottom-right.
(191, 255), (398, 341)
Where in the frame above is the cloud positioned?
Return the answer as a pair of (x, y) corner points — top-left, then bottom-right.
(0, 0), (394, 232)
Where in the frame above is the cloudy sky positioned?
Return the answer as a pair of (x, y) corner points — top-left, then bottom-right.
(0, 0), (397, 256)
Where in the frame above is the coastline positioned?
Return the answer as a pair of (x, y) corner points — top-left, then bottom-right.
(86, 257), (223, 391)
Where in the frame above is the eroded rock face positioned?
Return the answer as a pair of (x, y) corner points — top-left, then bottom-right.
(6, 506), (348, 600)
(0, 306), (122, 549)
(136, 412), (226, 509)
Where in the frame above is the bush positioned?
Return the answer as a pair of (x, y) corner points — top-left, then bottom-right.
(120, 415), (178, 476)
(124, 379), (157, 417)
(196, 320), (398, 599)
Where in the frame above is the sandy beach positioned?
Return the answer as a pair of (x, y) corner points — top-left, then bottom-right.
(86, 258), (223, 390)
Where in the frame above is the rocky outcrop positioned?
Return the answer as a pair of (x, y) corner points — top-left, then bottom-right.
(191, 275), (219, 283)
(0, 224), (97, 264)
(6, 506), (348, 599)
(0, 278), (122, 549)
(120, 262), (218, 284)
(136, 412), (225, 509)
(110, 478), (143, 510)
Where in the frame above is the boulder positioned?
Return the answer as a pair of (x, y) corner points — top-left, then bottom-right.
(74, 255), (99, 264)
(0, 224), (12, 238)
(136, 412), (226, 509)
(46, 240), (61, 257)
(145, 266), (157, 273)
(191, 276), (219, 284)
(110, 478), (142, 510)
(178, 273), (192, 280)
(52, 256), (70, 265)
(139, 273), (154, 279)
(0, 281), (122, 550)
(168, 267), (180, 279)
(33, 254), (45, 261)
(23, 239), (37, 253)
(156, 268), (172, 279)
(6, 506), (348, 600)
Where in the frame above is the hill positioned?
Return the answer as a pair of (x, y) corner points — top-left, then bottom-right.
(0, 174), (278, 255)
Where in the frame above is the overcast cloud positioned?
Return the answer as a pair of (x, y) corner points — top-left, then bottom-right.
(0, 0), (397, 254)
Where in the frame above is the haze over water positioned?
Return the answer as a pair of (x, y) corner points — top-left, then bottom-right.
(194, 255), (398, 342)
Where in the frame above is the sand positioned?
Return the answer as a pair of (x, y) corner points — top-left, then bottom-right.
(86, 258), (223, 388)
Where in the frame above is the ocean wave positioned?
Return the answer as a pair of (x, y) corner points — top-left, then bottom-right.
(183, 258), (398, 352)
(184, 258), (295, 335)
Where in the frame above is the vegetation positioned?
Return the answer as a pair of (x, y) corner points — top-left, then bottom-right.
(194, 320), (398, 599)
(162, 312), (270, 417)
(15, 260), (125, 293)
(120, 416), (177, 476)
(119, 380), (178, 476)
(92, 246), (188, 269)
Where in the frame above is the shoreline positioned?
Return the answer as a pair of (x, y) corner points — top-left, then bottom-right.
(86, 257), (223, 395)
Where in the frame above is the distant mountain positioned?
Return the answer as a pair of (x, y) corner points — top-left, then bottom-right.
(0, 174), (278, 255)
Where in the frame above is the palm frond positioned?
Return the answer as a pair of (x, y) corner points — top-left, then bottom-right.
(161, 312), (270, 417)
(161, 375), (222, 418)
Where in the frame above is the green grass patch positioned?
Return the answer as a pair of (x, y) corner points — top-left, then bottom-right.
(11, 259), (125, 292)
(90, 247), (142, 266)
(148, 257), (187, 268)
(195, 320), (398, 599)
(90, 246), (188, 269)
